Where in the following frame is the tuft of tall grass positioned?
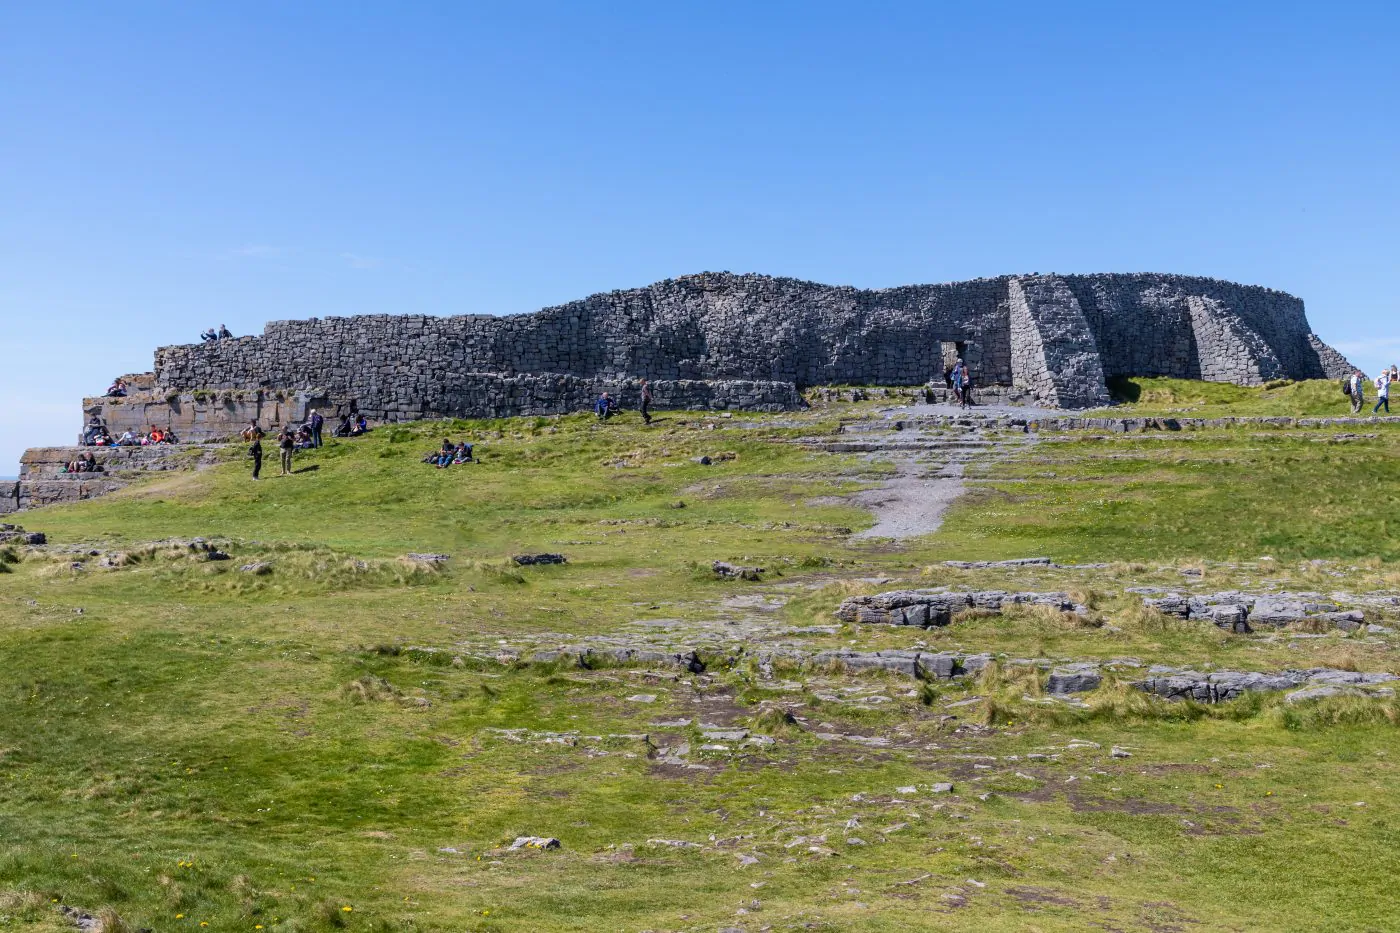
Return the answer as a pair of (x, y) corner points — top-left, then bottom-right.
(341, 675), (401, 704)
(1278, 694), (1400, 730)
(751, 707), (801, 735)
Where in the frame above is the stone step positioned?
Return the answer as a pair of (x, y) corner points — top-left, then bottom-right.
(2, 444), (227, 514)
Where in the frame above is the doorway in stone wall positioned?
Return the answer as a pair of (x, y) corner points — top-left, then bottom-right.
(938, 341), (967, 387)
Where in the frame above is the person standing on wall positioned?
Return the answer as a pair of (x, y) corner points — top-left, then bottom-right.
(278, 426), (295, 475)
(308, 408), (325, 448)
(1373, 370), (1390, 415)
(243, 420), (265, 480)
(639, 379), (653, 425)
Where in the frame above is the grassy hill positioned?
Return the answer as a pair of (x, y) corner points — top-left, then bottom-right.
(2, 392), (1400, 931)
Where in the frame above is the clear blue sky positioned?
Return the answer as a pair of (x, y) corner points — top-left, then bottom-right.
(3, 1), (1397, 471)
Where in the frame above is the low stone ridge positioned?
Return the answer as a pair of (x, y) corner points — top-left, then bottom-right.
(835, 590), (1088, 627)
(1133, 667), (1397, 704)
(713, 561), (765, 581)
(0, 523), (45, 545)
(1141, 591), (1374, 632)
(526, 646), (707, 674)
(513, 553), (567, 566)
(484, 639), (1399, 708)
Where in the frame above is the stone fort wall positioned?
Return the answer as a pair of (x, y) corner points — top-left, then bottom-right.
(147, 271), (1349, 418)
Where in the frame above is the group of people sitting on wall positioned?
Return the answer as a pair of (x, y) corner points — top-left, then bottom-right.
(423, 438), (475, 468)
(106, 377), (129, 397)
(61, 452), (103, 474)
(81, 418), (178, 447)
(200, 325), (234, 342)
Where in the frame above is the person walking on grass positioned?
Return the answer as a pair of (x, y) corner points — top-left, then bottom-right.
(639, 379), (653, 425)
(243, 421), (265, 480)
(277, 426), (295, 475)
(1374, 369), (1391, 415)
(1349, 369), (1366, 414)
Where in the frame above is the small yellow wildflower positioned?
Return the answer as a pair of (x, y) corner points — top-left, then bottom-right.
(342, 906), (353, 912)
(176, 914), (184, 919)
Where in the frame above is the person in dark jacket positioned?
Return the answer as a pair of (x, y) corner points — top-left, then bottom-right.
(218, 324), (233, 339)
(243, 421), (265, 480)
(308, 409), (325, 448)
(278, 427), (295, 475)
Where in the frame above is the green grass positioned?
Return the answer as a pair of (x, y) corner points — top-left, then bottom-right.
(2, 398), (1400, 930)
(1098, 376), (1363, 417)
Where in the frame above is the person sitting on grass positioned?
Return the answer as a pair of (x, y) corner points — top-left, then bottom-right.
(424, 438), (455, 466)
(434, 438), (461, 468)
(334, 414), (353, 438)
(352, 414), (369, 435)
(452, 442), (474, 464)
(294, 426), (315, 450)
(117, 430), (136, 446)
(595, 392), (617, 421)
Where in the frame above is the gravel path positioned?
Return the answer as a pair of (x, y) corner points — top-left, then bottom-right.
(832, 411), (1039, 540)
(851, 458), (966, 539)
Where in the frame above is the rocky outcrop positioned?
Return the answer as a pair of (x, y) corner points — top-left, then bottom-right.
(1140, 591), (1376, 632)
(1134, 667), (1396, 703)
(835, 590), (1088, 627)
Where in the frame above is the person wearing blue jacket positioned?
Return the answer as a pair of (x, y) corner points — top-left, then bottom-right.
(595, 393), (617, 421)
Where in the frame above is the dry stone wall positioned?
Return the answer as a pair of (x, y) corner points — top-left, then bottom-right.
(139, 271), (1348, 421)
